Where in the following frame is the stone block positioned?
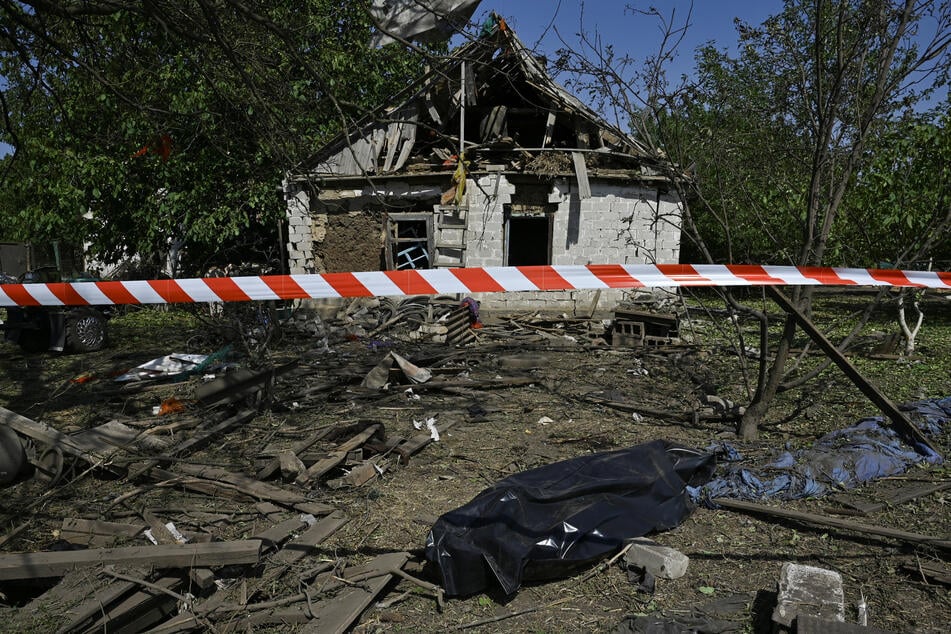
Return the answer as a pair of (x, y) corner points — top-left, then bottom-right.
(623, 537), (689, 579)
(772, 562), (845, 629)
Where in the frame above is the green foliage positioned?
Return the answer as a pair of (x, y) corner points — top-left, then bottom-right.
(665, 0), (949, 267)
(0, 1), (433, 271)
(840, 107), (951, 266)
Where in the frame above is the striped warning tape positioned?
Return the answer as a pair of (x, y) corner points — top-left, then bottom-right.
(1, 264), (948, 307)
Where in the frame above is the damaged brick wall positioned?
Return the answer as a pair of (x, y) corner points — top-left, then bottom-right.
(315, 212), (384, 273)
(284, 175), (682, 312)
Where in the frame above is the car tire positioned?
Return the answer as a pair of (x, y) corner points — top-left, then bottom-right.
(66, 310), (107, 352)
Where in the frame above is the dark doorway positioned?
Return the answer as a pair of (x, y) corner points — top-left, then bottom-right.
(505, 214), (551, 266)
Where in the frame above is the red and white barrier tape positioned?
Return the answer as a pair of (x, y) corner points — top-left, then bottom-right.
(1, 265), (948, 307)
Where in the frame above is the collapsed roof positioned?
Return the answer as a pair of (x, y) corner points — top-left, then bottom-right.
(292, 16), (668, 186)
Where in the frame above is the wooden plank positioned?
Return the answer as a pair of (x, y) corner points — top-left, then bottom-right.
(0, 406), (118, 469)
(326, 455), (394, 489)
(766, 287), (940, 457)
(230, 606), (311, 629)
(874, 480), (951, 509)
(570, 151), (591, 199)
(713, 498), (951, 550)
(127, 408), (257, 479)
(82, 574), (182, 634)
(541, 111), (556, 148)
(59, 518), (146, 547)
(900, 558), (951, 585)
(392, 114), (417, 172)
(254, 516), (308, 551)
(53, 572), (146, 634)
(142, 510), (184, 545)
(300, 551), (410, 633)
(296, 424), (382, 485)
(147, 512), (347, 634)
(0, 540), (263, 581)
(265, 511), (348, 568)
(257, 425), (336, 480)
(164, 464), (308, 504)
(831, 481), (951, 516)
(394, 419), (456, 464)
(195, 361), (298, 408)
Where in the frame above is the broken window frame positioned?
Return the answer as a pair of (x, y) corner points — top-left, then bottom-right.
(385, 212), (434, 270)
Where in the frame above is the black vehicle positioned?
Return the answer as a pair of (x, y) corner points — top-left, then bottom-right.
(1, 266), (109, 353)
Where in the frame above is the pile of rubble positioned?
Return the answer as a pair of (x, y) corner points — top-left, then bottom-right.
(0, 295), (945, 633)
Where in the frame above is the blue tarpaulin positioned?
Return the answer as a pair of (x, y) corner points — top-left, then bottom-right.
(689, 397), (950, 506)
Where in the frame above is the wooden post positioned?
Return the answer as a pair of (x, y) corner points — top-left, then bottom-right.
(766, 286), (940, 457)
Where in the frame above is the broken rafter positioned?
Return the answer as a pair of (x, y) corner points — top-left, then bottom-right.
(713, 497), (951, 551)
(127, 408), (257, 479)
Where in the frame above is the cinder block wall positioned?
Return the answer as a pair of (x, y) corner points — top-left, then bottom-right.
(465, 175), (682, 311)
(284, 175), (682, 313)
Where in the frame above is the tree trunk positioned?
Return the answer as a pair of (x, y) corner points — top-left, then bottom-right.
(738, 311), (797, 440)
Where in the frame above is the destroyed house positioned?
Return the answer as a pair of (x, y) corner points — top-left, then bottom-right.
(283, 18), (684, 311)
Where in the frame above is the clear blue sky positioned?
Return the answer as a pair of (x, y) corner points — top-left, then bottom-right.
(479, 0), (946, 113)
(467, 0), (783, 127)
(494, 0), (779, 78)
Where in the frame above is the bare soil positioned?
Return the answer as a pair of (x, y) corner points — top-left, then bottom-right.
(0, 291), (948, 633)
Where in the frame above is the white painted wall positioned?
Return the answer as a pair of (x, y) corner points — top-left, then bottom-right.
(284, 174), (683, 312)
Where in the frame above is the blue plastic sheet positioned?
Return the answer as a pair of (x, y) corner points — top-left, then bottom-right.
(689, 397), (950, 506)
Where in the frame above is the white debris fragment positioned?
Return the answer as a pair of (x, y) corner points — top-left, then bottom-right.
(144, 522), (188, 545)
(414, 416), (438, 442)
(177, 592), (196, 614)
(164, 522), (188, 544)
(537, 416), (554, 425)
(299, 513), (317, 527)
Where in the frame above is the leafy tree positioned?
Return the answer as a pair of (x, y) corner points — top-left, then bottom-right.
(842, 107), (951, 268)
(553, 0), (950, 438)
(0, 1), (432, 273)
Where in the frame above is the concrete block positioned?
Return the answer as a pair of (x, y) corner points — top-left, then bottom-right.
(772, 562), (845, 629)
(624, 537), (689, 579)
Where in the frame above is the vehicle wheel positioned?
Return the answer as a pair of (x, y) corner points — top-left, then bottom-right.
(0, 426), (26, 485)
(66, 310), (107, 352)
(35, 446), (65, 487)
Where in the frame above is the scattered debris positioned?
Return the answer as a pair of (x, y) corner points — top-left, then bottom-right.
(623, 537), (690, 580)
(611, 308), (679, 348)
(0, 293), (947, 632)
(773, 563), (845, 630)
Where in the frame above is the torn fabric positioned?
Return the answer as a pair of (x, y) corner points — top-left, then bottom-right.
(691, 397), (949, 506)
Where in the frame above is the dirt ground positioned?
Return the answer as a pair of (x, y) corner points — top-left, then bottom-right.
(0, 290), (948, 633)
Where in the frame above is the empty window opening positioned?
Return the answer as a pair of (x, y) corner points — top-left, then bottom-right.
(505, 211), (552, 266)
(386, 214), (432, 270)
